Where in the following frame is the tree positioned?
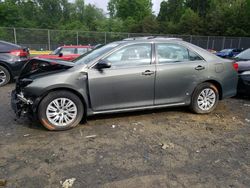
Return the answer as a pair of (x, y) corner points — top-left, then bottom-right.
(157, 0), (184, 23)
(83, 4), (105, 31)
(178, 8), (203, 35)
(0, 0), (250, 37)
(185, 0), (211, 17)
(0, 0), (20, 27)
(205, 0), (249, 36)
(108, 0), (153, 21)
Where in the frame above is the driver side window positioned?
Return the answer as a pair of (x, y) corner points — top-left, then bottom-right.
(104, 44), (152, 68)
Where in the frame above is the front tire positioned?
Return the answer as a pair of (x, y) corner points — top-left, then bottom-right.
(0, 65), (11, 87)
(38, 91), (84, 131)
(190, 83), (219, 114)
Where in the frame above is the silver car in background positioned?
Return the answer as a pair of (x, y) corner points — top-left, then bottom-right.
(11, 37), (238, 131)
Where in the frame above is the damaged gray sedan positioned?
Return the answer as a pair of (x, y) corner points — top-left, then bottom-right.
(11, 37), (238, 131)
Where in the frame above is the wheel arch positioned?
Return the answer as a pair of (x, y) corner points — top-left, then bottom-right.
(0, 61), (13, 79)
(35, 87), (88, 120)
(201, 80), (223, 100)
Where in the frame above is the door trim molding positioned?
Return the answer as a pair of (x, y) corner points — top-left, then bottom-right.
(91, 102), (186, 115)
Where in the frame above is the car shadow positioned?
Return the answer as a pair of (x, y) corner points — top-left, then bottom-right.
(234, 94), (250, 100)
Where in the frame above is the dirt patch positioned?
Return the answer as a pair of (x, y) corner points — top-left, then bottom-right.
(0, 84), (249, 187)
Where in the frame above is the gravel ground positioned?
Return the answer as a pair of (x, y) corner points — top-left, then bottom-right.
(0, 84), (250, 188)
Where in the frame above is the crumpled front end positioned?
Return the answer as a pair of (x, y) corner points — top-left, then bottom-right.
(11, 90), (34, 117)
(11, 58), (75, 118)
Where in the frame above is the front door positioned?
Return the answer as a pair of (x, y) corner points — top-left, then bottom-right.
(88, 43), (155, 111)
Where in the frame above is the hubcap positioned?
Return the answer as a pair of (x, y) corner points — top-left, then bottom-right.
(0, 70), (6, 85)
(46, 98), (77, 127)
(197, 88), (216, 111)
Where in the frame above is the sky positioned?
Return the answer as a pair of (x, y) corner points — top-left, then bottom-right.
(83, 0), (164, 15)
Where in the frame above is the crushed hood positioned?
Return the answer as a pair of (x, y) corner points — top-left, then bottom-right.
(19, 58), (75, 79)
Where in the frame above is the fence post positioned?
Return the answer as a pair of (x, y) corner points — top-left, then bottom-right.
(231, 39), (234, 48)
(13, 28), (17, 44)
(104, 32), (107, 44)
(190, 35), (192, 43)
(48, 29), (51, 51)
(76, 31), (79, 45)
(222, 37), (226, 49)
(207, 36), (210, 49)
(212, 40), (215, 50)
(238, 37), (241, 49)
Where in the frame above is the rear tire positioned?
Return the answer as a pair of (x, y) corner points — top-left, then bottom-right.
(0, 65), (10, 87)
(190, 83), (219, 114)
(38, 91), (84, 131)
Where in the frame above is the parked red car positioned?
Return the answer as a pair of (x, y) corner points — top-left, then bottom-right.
(36, 45), (92, 61)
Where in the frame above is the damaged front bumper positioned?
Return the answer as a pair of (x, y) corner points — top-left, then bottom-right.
(11, 90), (34, 117)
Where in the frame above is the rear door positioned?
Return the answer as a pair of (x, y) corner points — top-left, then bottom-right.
(88, 43), (155, 111)
(154, 43), (208, 105)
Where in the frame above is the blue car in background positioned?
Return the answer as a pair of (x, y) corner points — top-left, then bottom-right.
(216, 48), (243, 58)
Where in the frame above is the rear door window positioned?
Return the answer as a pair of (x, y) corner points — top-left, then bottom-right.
(156, 43), (203, 64)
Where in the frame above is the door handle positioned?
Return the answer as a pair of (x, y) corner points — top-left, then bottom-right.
(142, 70), (154, 76)
(195, 65), (205, 71)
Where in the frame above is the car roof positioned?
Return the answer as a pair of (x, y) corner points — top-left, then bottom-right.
(61, 45), (92, 48)
(122, 36), (183, 42)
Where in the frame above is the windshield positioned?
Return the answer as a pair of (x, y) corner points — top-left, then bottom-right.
(75, 43), (120, 65)
(235, 49), (250, 60)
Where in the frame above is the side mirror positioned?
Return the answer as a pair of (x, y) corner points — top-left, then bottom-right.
(96, 60), (111, 69)
(59, 53), (63, 57)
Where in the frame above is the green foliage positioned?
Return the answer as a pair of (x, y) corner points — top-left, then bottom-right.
(178, 8), (203, 35)
(0, 0), (250, 36)
(108, 0), (152, 21)
(157, 0), (184, 23)
(205, 0), (249, 36)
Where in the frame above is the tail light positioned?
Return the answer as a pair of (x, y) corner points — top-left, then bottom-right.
(10, 49), (29, 58)
(233, 62), (238, 71)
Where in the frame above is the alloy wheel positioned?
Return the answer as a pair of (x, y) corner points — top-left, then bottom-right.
(0, 70), (6, 85)
(46, 98), (78, 127)
(197, 88), (216, 111)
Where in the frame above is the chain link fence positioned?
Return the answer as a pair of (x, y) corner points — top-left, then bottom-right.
(0, 27), (249, 51)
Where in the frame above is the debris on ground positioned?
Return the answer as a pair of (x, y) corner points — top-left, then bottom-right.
(196, 150), (201, 153)
(60, 178), (76, 188)
(132, 122), (143, 126)
(201, 145), (207, 149)
(0, 179), (7, 186)
(245, 119), (250, 123)
(112, 125), (116, 128)
(215, 113), (220, 118)
(23, 134), (30, 137)
(79, 130), (83, 137)
(85, 135), (96, 139)
(206, 127), (214, 132)
(243, 104), (250, 107)
(161, 143), (174, 150)
(214, 159), (220, 164)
